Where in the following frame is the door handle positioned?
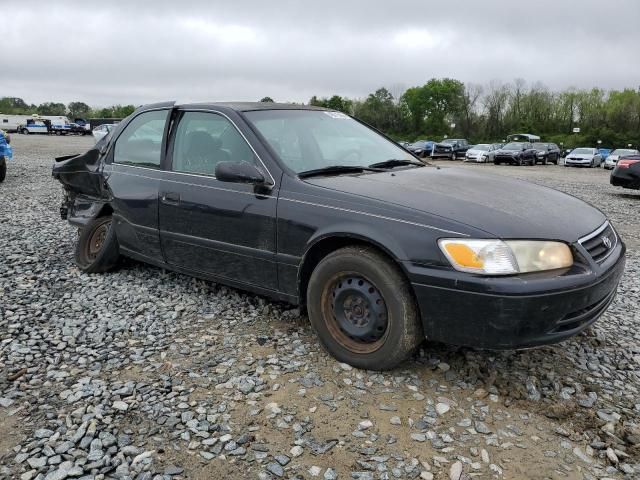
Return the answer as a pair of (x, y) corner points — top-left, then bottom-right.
(161, 192), (181, 205)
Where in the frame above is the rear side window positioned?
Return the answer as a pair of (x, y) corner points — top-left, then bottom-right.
(171, 111), (254, 176)
(114, 110), (168, 168)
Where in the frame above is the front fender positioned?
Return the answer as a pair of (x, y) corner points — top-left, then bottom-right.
(66, 195), (110, 228)
(304, 222), (409, 262)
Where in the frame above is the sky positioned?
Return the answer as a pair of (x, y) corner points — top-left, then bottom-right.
(3, 0), (640, 107)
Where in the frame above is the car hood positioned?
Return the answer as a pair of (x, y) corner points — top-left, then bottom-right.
(496, 149), (521, 155)
(304, 166), (605, 242)
(607, 155), (619, 161)
(466, 149), (487, 155)
(567, 154), (594, 159)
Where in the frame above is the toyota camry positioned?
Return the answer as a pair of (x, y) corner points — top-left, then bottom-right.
(52, 102), (626, 370)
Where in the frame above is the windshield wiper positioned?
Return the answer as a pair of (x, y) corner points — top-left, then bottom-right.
(368, 158), (425, 169)
(298, 165), (382, 178)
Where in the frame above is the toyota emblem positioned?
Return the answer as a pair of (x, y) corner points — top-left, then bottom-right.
(601, 236), (612, 249)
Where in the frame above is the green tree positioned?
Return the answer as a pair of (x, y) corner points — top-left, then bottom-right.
(400, 78), (465, 137)
(260, 96), (274, 102)
(68, 101), (91, 119)
(0, 97), (33, 114)
(36, 102), (67, 116)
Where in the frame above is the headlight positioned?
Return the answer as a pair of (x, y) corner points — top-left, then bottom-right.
(438, 239), (573, 275)
(537, 152), (545, 157)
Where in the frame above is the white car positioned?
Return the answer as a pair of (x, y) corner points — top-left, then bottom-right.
(92, 124), (115, 143)
(564, 148), (602, 168)
(464, 143), (499, 163)
(604, 148), (639, 169)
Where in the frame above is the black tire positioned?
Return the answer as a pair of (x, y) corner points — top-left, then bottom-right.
(307, 246), (422, 370)
(0, 156), (6, 183)
(21, 128), (29, 135)
(74, 215), (120, 273)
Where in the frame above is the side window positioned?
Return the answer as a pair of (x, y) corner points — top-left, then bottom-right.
(171, 111), (255, 176)
(114, 110), (168, 168)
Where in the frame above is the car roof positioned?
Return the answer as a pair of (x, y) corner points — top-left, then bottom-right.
(175, 102), (330, 112)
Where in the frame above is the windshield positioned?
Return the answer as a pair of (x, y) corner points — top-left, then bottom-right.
(572, 148), (594, 154)
(612, 149), (636, 155)
(502, 142), (525, 150)
(532, 143), (547, 149)
(472, 144), (490, 151)
(244, 110), (415, 173)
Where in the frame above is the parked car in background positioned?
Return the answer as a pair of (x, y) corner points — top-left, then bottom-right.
(19, 119), (49, 135)
(397, 140), (410, 148)
(407, 139), (435, 158)
(52, 101), (625, 370)
(532, 142), (561, 164)
(432, 138), (470, 159)
(464, 143), (499, 163)
(561, 147), (573, 158)
(92, 124), (115, 143)
(493, 142), (537, 166)
(610, 154), (640, 190)
(565, 148), (602, 168)
(507, 133), (540, 143)
(604, 148), (640, 169)
(598, 148), (612, 162)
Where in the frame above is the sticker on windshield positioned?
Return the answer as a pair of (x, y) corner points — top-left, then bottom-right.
(324, 111), (349, 119)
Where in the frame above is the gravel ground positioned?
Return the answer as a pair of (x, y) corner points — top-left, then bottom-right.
(1, 135), (639, 480)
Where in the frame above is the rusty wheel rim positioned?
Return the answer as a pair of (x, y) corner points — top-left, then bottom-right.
(320, 272), (389, 354)
(86, 221), (110, 261)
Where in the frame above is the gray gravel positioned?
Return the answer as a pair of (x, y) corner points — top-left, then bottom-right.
(1, 135), (639, 479)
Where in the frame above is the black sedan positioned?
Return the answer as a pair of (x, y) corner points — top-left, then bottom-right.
(532, 142), (561, 165)
(493, 142), (537, 166)
(52, 102), (625, 370)
(610, 155), (640, 190)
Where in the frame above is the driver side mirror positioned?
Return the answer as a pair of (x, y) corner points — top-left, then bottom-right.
(215, 161), (265, 185)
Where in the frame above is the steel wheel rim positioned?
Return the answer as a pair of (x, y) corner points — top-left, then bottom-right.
(320, 272), (389, 354)
(86, 221), (110, 261)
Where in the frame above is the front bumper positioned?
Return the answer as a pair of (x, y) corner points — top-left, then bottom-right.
(405, 242), (626, 349)
(565, 159), (592, 166)
(611, 169), (640, 189)
(495, 155), (519, 164)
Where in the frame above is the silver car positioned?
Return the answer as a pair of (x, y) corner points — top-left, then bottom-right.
(564, 147), (602, 168)
(464, 143), (499, 163)
(604, 148), (640, 169)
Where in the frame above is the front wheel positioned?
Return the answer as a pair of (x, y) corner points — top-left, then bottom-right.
(307, 247), (422, 370)
(21, 128), (29, 135)
(75, 215), (120, 273)
(0, 156), (6, 183)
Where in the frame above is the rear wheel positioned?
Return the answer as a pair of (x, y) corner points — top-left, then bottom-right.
(21, 128), (29, 135)
(0, 156), (6, 183)
(307, 246), (422, 370)
(75, 215), (120, 273)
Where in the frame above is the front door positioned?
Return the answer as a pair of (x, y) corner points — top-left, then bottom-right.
(158, 110), (279, 290)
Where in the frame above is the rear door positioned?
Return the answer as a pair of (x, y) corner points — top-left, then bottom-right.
(102, 108), (170, 263)
(158, 109), (279, 289)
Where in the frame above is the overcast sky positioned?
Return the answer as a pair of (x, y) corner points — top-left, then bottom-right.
(3, 0), (639, 107)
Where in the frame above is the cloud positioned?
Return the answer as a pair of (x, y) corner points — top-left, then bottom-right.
(2, 0), (639, 106)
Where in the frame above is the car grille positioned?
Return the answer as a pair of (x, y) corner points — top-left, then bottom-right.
(579, 222), (617, 264)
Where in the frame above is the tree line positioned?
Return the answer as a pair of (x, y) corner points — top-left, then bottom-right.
(0, 97), (136, 120)
(5, 79), (639, 147)
(308, 79), (640, 148)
